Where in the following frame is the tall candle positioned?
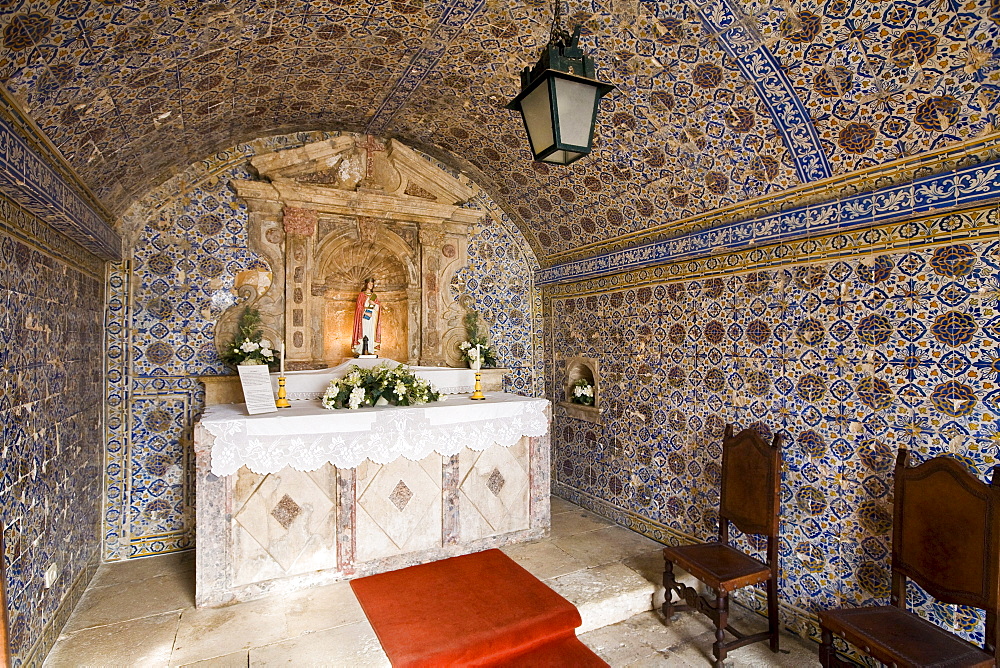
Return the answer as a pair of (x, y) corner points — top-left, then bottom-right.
(280, 341), (285, 376)
(472, 344), (482, 371)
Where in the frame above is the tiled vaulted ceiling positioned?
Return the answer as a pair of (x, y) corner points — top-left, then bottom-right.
(1, 0), (998, 265)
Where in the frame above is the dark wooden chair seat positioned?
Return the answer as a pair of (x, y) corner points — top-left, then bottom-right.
(662, 425), (782, 667)
(820, 606), (993, 668)
(819, 449), (1000, 667)
(662, 542), (771, 593)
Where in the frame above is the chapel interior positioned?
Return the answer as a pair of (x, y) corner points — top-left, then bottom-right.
(1, 0), (999, 665)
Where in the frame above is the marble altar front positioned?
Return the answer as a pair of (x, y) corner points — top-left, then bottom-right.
(193, 393), (551, 608)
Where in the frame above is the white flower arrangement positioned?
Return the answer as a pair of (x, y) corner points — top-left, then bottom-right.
(571, 379), (595, 406)
(221, 308), (277, 368)
(458, 311), (497, 368)
(322, 364), (441, 410)
(459, 339), (496, 368)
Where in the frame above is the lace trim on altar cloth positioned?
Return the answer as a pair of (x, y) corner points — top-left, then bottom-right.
(200, 396), (550, 475)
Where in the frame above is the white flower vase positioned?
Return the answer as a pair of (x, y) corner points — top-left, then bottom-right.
(375, 396), (389, 406)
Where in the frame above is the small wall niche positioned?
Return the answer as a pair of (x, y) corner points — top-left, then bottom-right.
(559, 357), (601, 424)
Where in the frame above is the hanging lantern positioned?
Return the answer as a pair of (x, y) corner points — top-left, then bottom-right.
(506, 5), (614, 165)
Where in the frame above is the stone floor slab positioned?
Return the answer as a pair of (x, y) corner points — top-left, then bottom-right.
(581, 611), (822, 667)
(550, 496), (578, 514)
(43, 611), (181, 667)
(501, 540), (588, 581)
(63, 570), (195, 634)
(179, 650), (250, 667)
(90, 550), (196, 589)
(548, 509), (616, 538)
(279, 579), (368, 637)
(170, 596), (293, 665)
(553, 525), (663, 567)
(548, 562), (656, 633)
(249, 622), (390, 667)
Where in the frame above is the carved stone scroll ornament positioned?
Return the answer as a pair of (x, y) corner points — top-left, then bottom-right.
(213, 270), (279, 360)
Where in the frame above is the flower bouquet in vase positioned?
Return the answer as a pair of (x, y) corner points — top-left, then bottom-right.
(571, 379), (595, 406)
(221, 307), (277, 370)
(458, 311), (496, 368)
(322, 364), (440, 410)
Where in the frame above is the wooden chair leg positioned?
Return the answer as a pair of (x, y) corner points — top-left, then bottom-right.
(818, 626), (835, 667)
(767, 575), (779, 652)
(712, 590), (729, 668)
(662, 560), (677, 620)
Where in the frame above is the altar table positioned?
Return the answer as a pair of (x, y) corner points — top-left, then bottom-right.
(193, 393), (551, 608)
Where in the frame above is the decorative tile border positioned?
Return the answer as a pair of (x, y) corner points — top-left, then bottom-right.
(0, 116), (119, 261)
(542, 136), (1000, 268)
(696, 0), (831, 182)
(538, 158), (1000, 285)
(0, 91), (112, 221)
(0, 193), (103, 279)
(543, 205), (998, 298)
(103, 261), (131, 561)
(367, 0), (489, 135)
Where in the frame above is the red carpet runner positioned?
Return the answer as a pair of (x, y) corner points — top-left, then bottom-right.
(350, 549), (609, 667)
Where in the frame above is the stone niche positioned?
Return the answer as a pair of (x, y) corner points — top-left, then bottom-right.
(223, 135), (484, 368)
(559, 356), (601, 424)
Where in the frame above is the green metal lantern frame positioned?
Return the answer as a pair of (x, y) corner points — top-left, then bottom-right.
(506, 10), (614, 165)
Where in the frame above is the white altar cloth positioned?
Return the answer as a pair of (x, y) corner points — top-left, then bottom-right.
(200, 393), (549, 476)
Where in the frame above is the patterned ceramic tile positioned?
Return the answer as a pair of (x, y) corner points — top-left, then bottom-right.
(548, 224), (999, 646)
(2, 0), (999, 265)
(0, 193), (104, 667)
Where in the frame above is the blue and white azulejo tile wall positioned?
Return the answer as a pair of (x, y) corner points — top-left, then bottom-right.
(545, 187), (999, 645)
(1, 189), (105, 668)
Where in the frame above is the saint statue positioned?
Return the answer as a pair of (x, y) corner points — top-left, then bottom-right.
(352, 278), (382, 356)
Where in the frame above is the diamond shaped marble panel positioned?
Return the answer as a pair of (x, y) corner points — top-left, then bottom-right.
(458, 439), (530, 541)
(270, 495), (302, 530)
(356, 455), (443, 563)
(487, 468), (506, 497)
(232, 466), (337, 586)
(389, 480), (414, 512)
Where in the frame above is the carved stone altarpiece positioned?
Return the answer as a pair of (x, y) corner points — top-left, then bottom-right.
(223, 135), (484, 368)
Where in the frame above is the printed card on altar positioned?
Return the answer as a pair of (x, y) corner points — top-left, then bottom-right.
(237, 364), (278, 415)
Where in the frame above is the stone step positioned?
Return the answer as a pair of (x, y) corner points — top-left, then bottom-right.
(545, 551), (702, 634)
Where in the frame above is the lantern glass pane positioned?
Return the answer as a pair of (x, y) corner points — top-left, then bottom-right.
(520, 82), (554, 156)
(553, 78), (598, 147)
(542, 150), (584, 165)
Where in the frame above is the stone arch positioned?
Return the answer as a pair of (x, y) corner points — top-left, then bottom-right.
(313, 227), (419, 364)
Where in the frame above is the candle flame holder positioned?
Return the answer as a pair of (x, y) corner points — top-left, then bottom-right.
(470, 371), (486, 400)
(276, 376), (291, 408)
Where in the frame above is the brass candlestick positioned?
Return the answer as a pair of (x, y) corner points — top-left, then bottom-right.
(276, 376), (291, 408)
(470, 371), (486, 400)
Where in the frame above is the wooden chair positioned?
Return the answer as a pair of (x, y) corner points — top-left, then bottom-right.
(819, 449), (999, 668)
(662, 424), (782, 667)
